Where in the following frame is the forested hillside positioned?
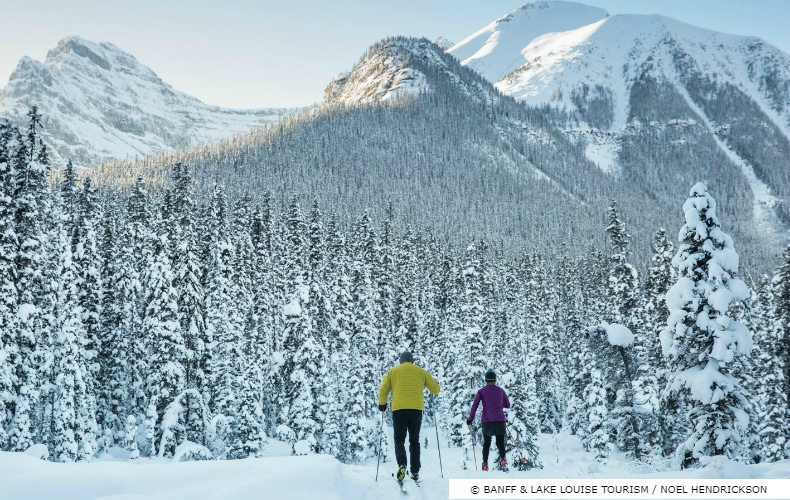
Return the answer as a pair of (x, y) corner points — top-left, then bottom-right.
(2, 111), (788, 467)
(88, 38), (784, 276)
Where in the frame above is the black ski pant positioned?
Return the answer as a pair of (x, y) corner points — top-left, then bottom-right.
(392, 409), (422, 474)
(481, 421), (506, 463)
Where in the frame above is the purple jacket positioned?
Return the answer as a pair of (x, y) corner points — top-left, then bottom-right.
(468, 384), (511, 423)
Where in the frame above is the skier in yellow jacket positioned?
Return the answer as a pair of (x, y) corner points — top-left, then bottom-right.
(378, 351), (440, 483)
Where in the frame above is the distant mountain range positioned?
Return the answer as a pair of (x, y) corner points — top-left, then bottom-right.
(0, 36), (293, 167)
(448, 1), (790, 245)
(2, 1), (789, 272)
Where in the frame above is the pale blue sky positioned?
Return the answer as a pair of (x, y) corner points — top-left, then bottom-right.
(1, 1), (788, 108)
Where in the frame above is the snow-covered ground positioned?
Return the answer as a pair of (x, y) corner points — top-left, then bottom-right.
(2, 429), (787, 500)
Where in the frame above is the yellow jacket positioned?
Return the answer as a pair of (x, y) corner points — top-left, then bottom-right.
(378, 362), (440, 411)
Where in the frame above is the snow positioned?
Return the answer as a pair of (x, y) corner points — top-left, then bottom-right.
(602, 323), (634, 347)
(447, 0), (790, 234)
(1, 430), (787, 500)
(283, 297), (302, 317)
(16, 303), (36, 323)
(0, 36), (294, 168)
(583, 135), (620, 176)
(448, 2), (609, 84)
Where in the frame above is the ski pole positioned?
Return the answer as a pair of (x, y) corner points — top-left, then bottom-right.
(505, 424), (528, 469)
(467, 423), (477, 471)
(375, 410), (384, 481)
(432, 398), (444, 478)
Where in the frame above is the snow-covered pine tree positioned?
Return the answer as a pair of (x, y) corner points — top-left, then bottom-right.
(96, 201), (138, 451)
(204, 186), (243, 456)
(283, 283), (326, 454)
(447, 242), (488, 447)
(10, 107), (52, 452)
(250, 200), (277, 437)
(376, 202), (398, 380)
(605, 200), (640, 328)
(775, 245), (790, 459)
(226, 194), (265, 459)
(530, 256), (563, 433)
(167, 164), (209, 446)
(435, 250), (461, 444)
(748, 277), (787, 463)
(349, 211), (380, 405)
(349, 257), (379, 450)
(306, 199), (331, 356)
(50, 216), (98, 462)
(322, 215), (351, 459)
(0, 119), (19, 451)
(643, 228), (683, 456)
(142, 228), (187, 457)
(604, 203), (667, 459)
(584, 368), (612, 463)
(74, 177), (102, 453)
(505, 299), (542, 469)
(394, 228), (424, 356)
(124, 176), (152, 453)
(644, 229), (675, 370)
(660, 182), (752, 468)
(585, 323), (644, 460)
(343, 340), (369, 462)
(230, 351), (266, 459)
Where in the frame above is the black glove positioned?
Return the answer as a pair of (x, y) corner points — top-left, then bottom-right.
(379, 404), (387, 412)
(466, 418), (472, 426)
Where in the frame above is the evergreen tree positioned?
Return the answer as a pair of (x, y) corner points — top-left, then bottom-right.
(446, 242), (487, 447)
(505, 301), (542, 469)
(0, 119), (19, 450)
(74, 177), (103, 449)
(142, 230), (187, 457)
(167, 164), (209, 446)
(660, 182), (752, 467)
(230, 346), (266, 459)
(251, 203), (277, 437)
(531, 258), (563, 433)
(97, 202), (139, 451)
(124, 176), (152, 453)
(584, 368), (611, 463)
(349, 259), (379, 442)
(643, 228), (682, 456)
(775, 245), (790, 458)
(283, 283), (326, 454)
(50, 219), (97, 461)
(205, 186), (241, 451)
(749, 277), (787, 463)
(10, 107), (52, 452)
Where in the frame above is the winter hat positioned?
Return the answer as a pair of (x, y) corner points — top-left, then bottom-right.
(399, 351), (414, 364)
(484, 369), (496, 382)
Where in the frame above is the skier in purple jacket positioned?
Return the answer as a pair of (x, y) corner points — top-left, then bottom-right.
(466, 369), (510, 471)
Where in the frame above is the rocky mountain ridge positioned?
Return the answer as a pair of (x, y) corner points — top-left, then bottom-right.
(0, 36), (293, 167)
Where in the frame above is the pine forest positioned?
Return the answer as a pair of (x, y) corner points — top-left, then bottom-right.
(1, 105), (789, 470)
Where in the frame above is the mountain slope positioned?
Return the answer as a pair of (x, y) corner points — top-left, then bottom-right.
(94, 37), (622, 257)
(0, 36), (293, 167)
(88, 36), (781, 273)
(448, 1), (790, 250)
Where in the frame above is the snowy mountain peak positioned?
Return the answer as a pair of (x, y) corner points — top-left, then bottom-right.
(450, 5), (790, 132)
(448, 1), (609, 83)
(324, 38), (436, 106)
(0, 36), (293, 168)
(43, 36), (162, 85)
(323, 37), (501, 108)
